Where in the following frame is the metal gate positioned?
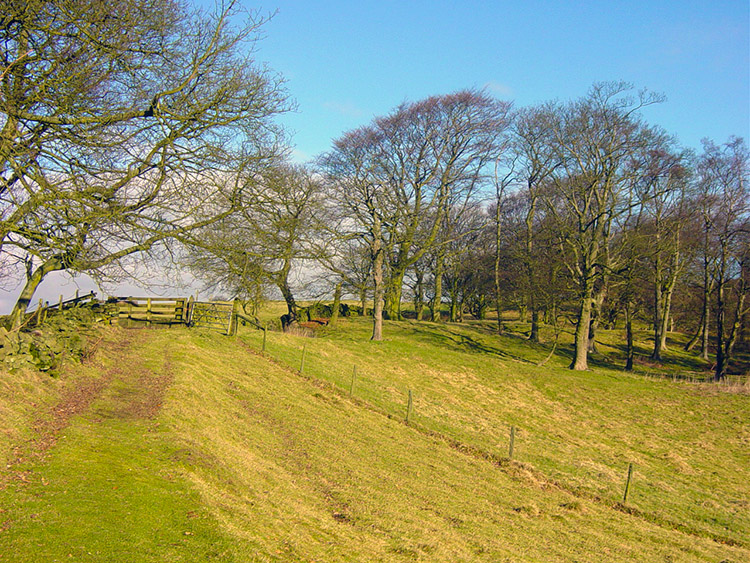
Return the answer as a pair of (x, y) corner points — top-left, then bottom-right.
(187, 300), (237, 335)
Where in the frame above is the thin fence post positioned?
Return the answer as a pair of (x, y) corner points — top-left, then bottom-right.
(262, 324), (267, 352)
(406, 389), (413, 425)
(146, 298), (152, 326)
(349, 365), (357, 396)
(509, 425), (516, 460)
(35, 299), (44, 327)
(58, 294), (63, 311)
(300, 343), (307, 374)
(187, 296), (194, 326)
(229, 299), (239, 336)
(622, 462), (634, 503)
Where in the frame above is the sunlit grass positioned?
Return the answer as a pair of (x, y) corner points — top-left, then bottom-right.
(0, 312), (748, 561)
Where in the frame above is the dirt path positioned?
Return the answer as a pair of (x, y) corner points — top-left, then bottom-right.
(1, 328), (172, 487)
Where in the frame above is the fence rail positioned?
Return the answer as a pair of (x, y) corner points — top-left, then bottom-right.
(113, 296), (187, 326)
(24, 292), (239, 336)
(26, 290), (98, 327)
(113, 296), (238, 335)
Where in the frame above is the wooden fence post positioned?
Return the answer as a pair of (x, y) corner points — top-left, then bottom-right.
(234, 299), (240, 335)
(262, 324), (267, 352)
(146, 298), (152, 326)
(509, 425), (516, 460)
(300, 343), (307, 374)
(58, 294), (63, 311)
(622, 462), (634, 503)
(35, 299), (44, 327)
(228, 299), (239, 336)
(406, 389), (413, 425)
(186, 296), (194, 326)
(349, 365), (356, 396)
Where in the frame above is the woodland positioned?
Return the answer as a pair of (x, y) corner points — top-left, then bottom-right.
(1, 0), (748, 379)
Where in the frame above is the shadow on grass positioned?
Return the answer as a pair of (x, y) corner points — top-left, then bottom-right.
(397, 320), (567, 366)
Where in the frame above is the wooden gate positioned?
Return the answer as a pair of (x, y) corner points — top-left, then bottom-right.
(114, 297), (187, 325)
(112, 296), (238, 335)
(187, 300), (238, 335)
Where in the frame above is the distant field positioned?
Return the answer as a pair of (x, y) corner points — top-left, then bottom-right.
(0, 309), (748, 561)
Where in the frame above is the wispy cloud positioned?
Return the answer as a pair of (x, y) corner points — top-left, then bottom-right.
(323, 100), (365, 118)
(483, 81), (514, 98)
(289, 147), (312, 164)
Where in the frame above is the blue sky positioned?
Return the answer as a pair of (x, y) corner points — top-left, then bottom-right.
(2, 0), (747, 311)
(251, 0), (749, 161)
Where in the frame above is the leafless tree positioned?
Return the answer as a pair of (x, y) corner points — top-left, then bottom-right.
(1, 0), (288, 328)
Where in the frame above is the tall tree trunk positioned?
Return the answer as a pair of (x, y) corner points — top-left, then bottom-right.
(526, 195), (539, 343)
(518, 303), (527, 323)
(625, 299), (634, 371)
(714, 249), (727, 381)
(371, 246), (385, 341)
(431, 252), (444, 322)
(700, 228), (713, 360)
(652, 277), (664, 360)
(384, 271), (404, 320)
(329, 281), (343, 327)
(9, 256), (64, 330)
(449, 290), (459, 322)
(571, 285), (594, 370)
(653, 249), (680, 359)
(717, 264), (748, 380)
(725, 290), (746, 362)
(587, 286), (606, 354)
(529, 300), (540, 343)
(277, 272), (297, 311)
(701, 274), (711, 360)
(684, 307), (704, 352)
(414, 268), (425, 321)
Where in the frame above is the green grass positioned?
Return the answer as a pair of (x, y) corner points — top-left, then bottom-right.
(0, 312), (748, 561)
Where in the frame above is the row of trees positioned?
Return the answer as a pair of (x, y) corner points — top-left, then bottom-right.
(2, 2), (747, 377)
(184, 82), (748, 379)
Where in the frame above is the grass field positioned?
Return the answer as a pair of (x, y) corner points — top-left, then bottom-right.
(0, 308), (748, 561)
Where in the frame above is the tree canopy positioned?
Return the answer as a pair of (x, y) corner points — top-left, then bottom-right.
(1, 0), (288, 327)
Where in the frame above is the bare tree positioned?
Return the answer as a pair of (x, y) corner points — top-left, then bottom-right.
(540, 82), (664, 370)
(1, 0), (288, 328)
(697, 137), (749, 380)
(511, 104), (561, 340)
(321, 91), (511, 340)
(319, 126), (391, 340)
(185, 163), (323, 326)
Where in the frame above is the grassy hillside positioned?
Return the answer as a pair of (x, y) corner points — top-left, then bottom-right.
(0, 313), (748, 561)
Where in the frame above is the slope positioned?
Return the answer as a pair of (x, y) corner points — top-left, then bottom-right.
(0, 321), (747, 562)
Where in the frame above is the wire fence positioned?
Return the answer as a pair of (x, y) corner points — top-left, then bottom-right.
(235, 321), (748, 548)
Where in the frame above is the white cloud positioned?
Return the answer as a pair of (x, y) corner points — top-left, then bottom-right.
(483, 81), (514, 98)
(323, 100), (365, 118)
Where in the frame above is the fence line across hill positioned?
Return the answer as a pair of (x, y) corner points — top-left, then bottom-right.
(239, 323), (749, 548)
(114, 296), (240, 335)
(25, 293), (242, 336)
(26, 290), (98, 327)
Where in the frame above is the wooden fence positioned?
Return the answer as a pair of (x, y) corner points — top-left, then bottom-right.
(25, 292), (239, 336)
(113, 296), (238, 335)
(28, 290), (98, 326)
(113, 297), (188, 327)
